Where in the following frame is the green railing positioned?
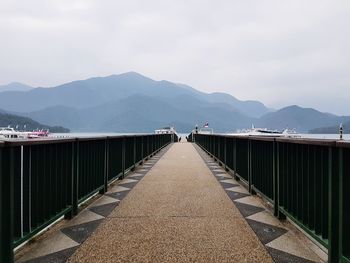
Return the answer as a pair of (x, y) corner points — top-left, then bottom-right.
(0, 134), (172, 263)
(193, 133), (350, 263)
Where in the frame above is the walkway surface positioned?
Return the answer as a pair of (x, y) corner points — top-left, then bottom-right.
(17, 142), (325, 263)
(68, 142), (273, 263)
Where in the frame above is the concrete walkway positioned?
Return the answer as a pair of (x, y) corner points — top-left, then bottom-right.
(68, 142), (273, 263)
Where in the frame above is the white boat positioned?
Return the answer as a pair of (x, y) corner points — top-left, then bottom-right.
(193, 122), (214, 135)
(0, 127), (42, 140)
(198, 127), (214, 134)
(154, 126), (177, 135)
(233, 125), (300, 138)
(155, 126), (179, 142)
(0, 127), (27, 139)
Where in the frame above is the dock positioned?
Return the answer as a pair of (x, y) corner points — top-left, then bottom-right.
(8, 140), (322, 262)
(1, 133), (349, 262)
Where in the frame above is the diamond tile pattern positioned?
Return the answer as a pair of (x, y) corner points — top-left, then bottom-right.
(220, 182), (239, 189)
(22, 246), (79, 263)
(118, 181), (139, 189)
(106, 190), (130, 201)
(89, 202), (119, 217)
(246, 218), (288, 244)
(225, 190), (250, 201)
(61, 219), (104, 244)
(233, 201), (265, 217)
(267, 247), (316, 263)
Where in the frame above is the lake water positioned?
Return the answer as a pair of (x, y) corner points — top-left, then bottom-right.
(51, 132), (350, 141)
(297, 134), (350, 140)
(224, 133), (349, 140)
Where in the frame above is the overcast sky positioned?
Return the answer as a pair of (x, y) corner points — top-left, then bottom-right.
(1, 0), (349, 114)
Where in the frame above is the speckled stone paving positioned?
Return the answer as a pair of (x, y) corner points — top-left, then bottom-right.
(68, 142), (274, 263)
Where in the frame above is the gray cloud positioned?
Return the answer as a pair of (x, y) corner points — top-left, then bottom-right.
(0, 0), (349, 114)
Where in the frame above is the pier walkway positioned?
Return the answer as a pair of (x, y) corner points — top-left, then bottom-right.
(16, 142), (324, 263)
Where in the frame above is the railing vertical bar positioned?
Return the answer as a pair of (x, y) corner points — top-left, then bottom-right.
(122, 137), (125, 179)
(328, 146), (340, 263)
(73, 140), (78, 216)
(1, 146), (15, 263)
(273, 140), (277, 216)
(233, 138), (237, 180)
(248, 140), (252, 193)
(20, 146), (24, 238)
(133, 136), (136, 169)
(339, 147), (343, 262)
(28, 146), (32, 233)
(224, 137), (227, 170)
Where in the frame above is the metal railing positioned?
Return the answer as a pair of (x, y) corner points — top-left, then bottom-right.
(193, 133), (350, 263)
(0, 134), (172, 263)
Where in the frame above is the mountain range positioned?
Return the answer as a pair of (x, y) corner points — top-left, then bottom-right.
(0, 112), (69, 133)
(0, 72), (348, 133)
(0, 82), (33, 92)
(309, 122), (350, 134)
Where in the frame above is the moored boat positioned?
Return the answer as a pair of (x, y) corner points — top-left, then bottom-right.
(233, 125), (300, 137)
(193, 122), (214, 135)
(155, 126), (179, 142)
(0, 127), (50, 140)
(0, 127), (27, 139)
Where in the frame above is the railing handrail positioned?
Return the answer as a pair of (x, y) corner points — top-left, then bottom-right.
(0, 133), (160, 146)
(336, 140), (350, 148)
(197, 133), (343, 146)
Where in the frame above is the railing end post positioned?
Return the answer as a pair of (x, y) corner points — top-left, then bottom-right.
(0, 146), (15, 263)
(328, 146), (341, 263)
(66, 140), (79, 219)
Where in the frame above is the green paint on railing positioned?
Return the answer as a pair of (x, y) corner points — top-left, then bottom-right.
(191, 133), (350, 263)
(0, 134), (172, 263)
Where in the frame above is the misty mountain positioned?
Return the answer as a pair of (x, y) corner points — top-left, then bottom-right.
(0, 111), (69, 133)
(26, 95), (254, 132)
(309, 122), (350, 134)
(202, 92), (270, 118)
(1, 72), (349, 133)
(0, 82), (33, 92)
(174, 83), (270, 117)
(0, 72), (269, 117)
(257, 105), (350, 132)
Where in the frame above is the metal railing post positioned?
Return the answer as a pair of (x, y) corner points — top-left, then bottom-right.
(233, 138), (238, 180)
(248, 140), (253, 193)
(276, 142), (286, 220)
(328, 146), (340, 262)
(141, 136), (144, 162)
(216, 136), (219, 161)
(133, 136), (136, 170)
(67, 140), (79, 218)
(273, 140), (278, 217)
(338, 147), (344, 262)
(122, 137), (126, 179)
(224, 137), (227, 170)
(99, 138), (109, 194)
(146, 136), (149, 160)
(0, 146), (14, 263)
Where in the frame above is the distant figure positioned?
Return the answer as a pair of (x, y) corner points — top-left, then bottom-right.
(179, 137), (182, 142)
